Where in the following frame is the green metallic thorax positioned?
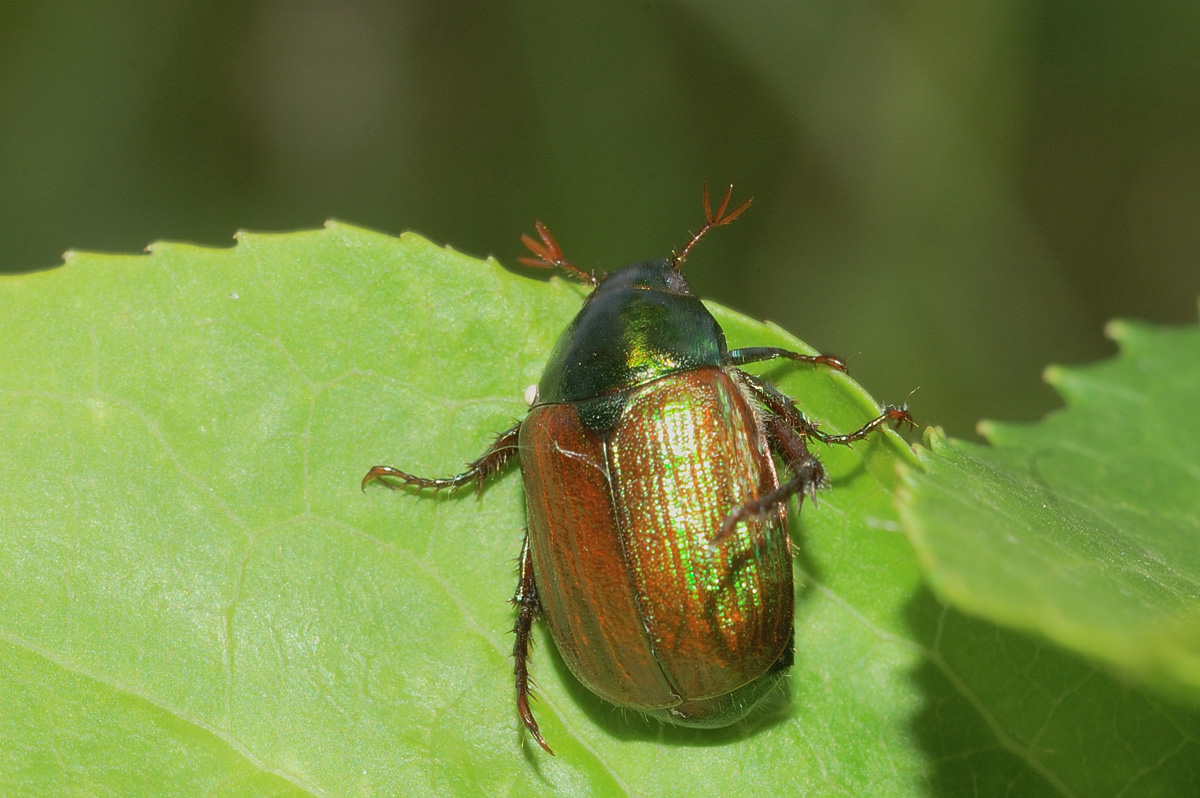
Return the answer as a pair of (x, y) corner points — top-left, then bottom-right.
(535, 260), (728, 408)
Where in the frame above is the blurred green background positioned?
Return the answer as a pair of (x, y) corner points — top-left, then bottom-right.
(2, 1), (1198, 438)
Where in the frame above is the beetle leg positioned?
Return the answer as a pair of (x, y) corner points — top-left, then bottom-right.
(737, 371), (914, 446)
(719, 369), (914, 541)
(736, 371), (825, 440)
(718, 414), (826, 541)
(361, 422), (521, 494)
(728, 346), (847, 374)
(806, 405), (915, 445)
(512, 534), (554, 755)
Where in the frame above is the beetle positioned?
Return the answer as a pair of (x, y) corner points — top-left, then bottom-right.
(363, 186), (912, 754)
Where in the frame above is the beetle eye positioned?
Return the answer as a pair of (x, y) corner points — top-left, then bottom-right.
(664, 271), (691, 295)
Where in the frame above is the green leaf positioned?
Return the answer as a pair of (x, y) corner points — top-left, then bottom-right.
(899, 317), (1200, 700)
(4, 224), (1199, 796)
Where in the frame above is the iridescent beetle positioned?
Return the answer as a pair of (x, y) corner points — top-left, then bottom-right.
(364, 186), (912, 753)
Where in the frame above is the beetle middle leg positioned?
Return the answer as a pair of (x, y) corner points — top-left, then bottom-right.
(512, 534), (554, 755)
(361, 422), (521, 494)
(806, 406), (915, 446)
(738, 371), (914, 445)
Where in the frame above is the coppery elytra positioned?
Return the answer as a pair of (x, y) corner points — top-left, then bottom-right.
(363, 185), (913, 754)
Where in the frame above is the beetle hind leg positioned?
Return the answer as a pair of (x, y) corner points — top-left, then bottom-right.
(361, 423), (521, 494)
(719, 415), (825, 540)
(512, 534), (554, 755)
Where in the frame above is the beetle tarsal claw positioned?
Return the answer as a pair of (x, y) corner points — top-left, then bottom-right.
(516, 692), (555, 756)
(361, 465), (414, 491)
(887, 404), (917, 432)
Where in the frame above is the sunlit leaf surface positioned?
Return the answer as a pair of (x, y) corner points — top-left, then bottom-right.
(3, 225), (1196, 796)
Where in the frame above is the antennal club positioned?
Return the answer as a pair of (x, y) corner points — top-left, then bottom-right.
(519, 221), (598, 286)
(670, 183), (752, 269)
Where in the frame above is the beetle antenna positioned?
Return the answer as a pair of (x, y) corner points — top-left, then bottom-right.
(519, 221), (599, 286)
(670, 183), (752, 269)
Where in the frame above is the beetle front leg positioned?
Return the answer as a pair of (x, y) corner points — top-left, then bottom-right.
(728, 346), (847, 374)
(361, 422), (521, 494)
(512, 534), (554, 755)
